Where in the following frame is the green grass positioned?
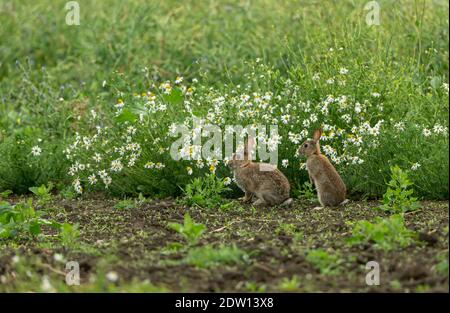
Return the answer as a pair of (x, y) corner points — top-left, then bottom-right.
(346, 214), (416, 251)
(278, 275), (301, 292)
(114, 199), (136, 210)
(0, 0), (448, 199)
(305, 249), (342, 275)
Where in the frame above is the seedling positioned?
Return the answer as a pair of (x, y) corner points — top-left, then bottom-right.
(137, 193), (150, 204)
(305, 249), (342, 275)
(278, 275), (300, 292)
(29, 183), (54, 206)
(59, 222), (80, 248)
(379, 165), (421, 213)
(114, 199), (136, 210)
(244, 282), (267, 293)
(0, 199), (61, 239)
(275, 222), (297, 236)
(167, 213), (206, 245)
(181, 174), (230, 209)
(59, 186), (77, 200)
(161, 242), (184, 255)
(346, 214), (416, 251)
(296, 181), (317, 201)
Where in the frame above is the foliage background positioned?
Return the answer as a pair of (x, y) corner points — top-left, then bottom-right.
(0, 0), (448, 199)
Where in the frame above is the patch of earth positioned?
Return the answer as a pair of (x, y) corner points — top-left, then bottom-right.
(0, 196), (448, 292)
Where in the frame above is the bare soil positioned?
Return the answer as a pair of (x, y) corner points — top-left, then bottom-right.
(0, 196), (448, 292)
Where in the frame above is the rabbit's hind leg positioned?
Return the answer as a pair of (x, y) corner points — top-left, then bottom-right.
(252, 192), (268, 207)
(261, 192), (281, 206)
(252, 198), (267, 207)
(239, 191), (253, 203)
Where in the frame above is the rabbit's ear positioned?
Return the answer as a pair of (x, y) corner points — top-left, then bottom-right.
(313, 128), (322, 141)
(244, 136), (255, 160)
(232, 153), (237, 161)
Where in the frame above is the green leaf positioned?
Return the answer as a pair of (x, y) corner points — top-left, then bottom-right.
(29, 220), (41, 236)
(167, 213), (206, 245)
(0, 190), (13, 198)
(430, 76), (441, 89)
(184, 212), (193, 227)
(116, 109), (137, 123)
(168, 222), (182, 233)
(0, 225), (12, 238)
(163, 88), (183, 105)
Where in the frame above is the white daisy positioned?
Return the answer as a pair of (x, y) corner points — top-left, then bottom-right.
(339, 67), (349, 75)
(31, 146), (42, 156)
(106, 271), (119, 282)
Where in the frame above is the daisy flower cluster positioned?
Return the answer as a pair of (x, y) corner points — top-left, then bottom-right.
(168, 64), (388, 172)
(64, 76), (202, 194)
(64, 123), (143, 193)
(64, 62), (448, 195)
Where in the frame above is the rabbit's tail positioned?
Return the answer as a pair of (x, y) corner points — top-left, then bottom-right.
(280, 198), (293, 207)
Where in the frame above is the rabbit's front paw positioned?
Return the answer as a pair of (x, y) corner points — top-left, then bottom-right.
(239, 196), (252, 203)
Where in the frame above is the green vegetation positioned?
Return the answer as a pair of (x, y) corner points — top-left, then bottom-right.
(346, 214), (416, 251)
(379, 166), (421, 213)
(434, 253), (449, 275)
(114, 199), (136, 210)
(59, 222), (80, 248)
(278, 275), (301, 292)
(181, 174), (231, 209)
(275, 222), (298, 237)
(244, 282), (267, 293)
(0, 199), (60, 239)
(305, 249), (342, 275)
(4, 256), (167, 292)
(294, 181), (317, 201)
(167, 213), (206, 245)
(29, 183), (54, 206)
(0, 0), (448, 293)
(185, 244), (249, 268)
(0, 190), (13, 200)
(0, 0), (447, 199)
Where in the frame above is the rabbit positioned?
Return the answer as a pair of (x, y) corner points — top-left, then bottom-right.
(228, 136), (293, 207)
(297, 128), (347, 208)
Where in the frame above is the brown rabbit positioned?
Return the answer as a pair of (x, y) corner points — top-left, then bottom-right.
(298, 128), (347, 207)
(228, 136), (292, 207)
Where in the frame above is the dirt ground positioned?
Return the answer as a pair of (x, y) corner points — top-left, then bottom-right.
(0, 196), (448, 292)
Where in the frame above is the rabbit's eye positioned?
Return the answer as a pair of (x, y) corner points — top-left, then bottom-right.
(304, 144), (308, 148)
